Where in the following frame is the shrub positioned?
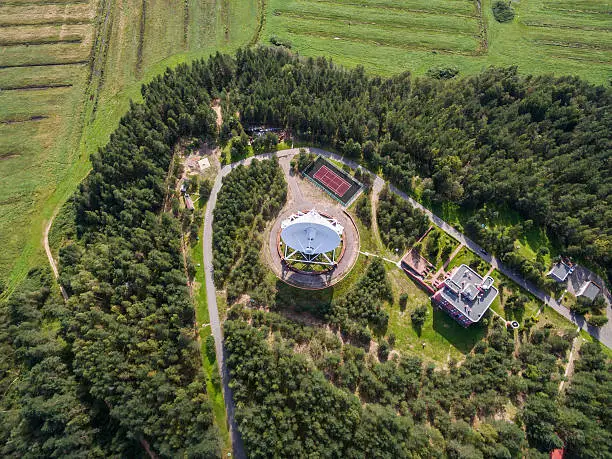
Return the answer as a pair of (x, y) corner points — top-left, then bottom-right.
(492, 1), (515, 22)
(355, 196), (372, 226)
(269, 35), (292, 48)
(205, 334), (216, 362)
(378, 339), (390, 361)
(399, 293), (409, 310)
(427, 66), (459, 80)
(411, 305), (428, 328)
(587, 315), (608, 327)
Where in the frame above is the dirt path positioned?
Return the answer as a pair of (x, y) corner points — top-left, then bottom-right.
(483, 265), (495, 279)
(558, 330), (581, 393)
(370, 176), (385, 252)
(212, 99), (222, 128)
(43, 210), (69, 301)
(430, 242), (465, 284)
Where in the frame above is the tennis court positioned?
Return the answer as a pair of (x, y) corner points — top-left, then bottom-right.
(303, 156), (363, 206)
(313, 165), (351, 196)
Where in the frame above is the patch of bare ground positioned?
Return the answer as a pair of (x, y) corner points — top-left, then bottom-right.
(367, 339), (380, 363)
(234, 294), (252, 306)
(388, 349), (401, 360)
(212, 99), (223, 128)
(0, 154), (21, 161)
(295, 171), (338, 207)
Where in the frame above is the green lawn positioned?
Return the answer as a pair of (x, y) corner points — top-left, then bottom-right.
(348, 195), (377, 254)
(432, 201), (557, 268)
(537, 305), (576, 332)
(384, 265), (487, 364)
(446, 246), (490, 277)
(198, 325), (230, 454)
(489, 269), (542, 323)
(560, 291), (577, 311)
(272, 253), (369, 313)
(269, 251), (487, 364)
(418, 228), (460, 270)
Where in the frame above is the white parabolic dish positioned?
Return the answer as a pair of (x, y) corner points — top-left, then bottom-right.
(281, 210), (343, 255)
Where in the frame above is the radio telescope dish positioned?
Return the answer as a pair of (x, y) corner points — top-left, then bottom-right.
(281, 210), (343, 256)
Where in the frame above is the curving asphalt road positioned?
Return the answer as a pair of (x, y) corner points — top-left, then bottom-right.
(203, 152), (288, 459)
(203, 147), (611, 456)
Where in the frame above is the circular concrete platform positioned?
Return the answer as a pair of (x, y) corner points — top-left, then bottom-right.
(268, 205), (360, 289)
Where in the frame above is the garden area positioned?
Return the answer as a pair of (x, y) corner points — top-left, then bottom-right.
(415, 228), (460, 270)
(446, 246), (490, 277)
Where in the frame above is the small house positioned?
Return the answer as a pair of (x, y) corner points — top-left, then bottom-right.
(576, 281), (601, 302)
(547, 261), (573, 282)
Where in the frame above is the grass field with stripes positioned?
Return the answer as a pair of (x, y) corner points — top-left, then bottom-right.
(262, 0), (611, 80)
(0, 0), (259, 285)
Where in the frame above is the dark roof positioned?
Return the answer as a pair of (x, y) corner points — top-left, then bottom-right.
(548, 262), (572, 282)
(577, 281), (600, 301)
(185, 196), (194, 210)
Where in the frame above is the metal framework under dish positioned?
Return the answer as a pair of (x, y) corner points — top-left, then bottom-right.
(283, 244), (338, 266)
(280, 209), (344, 267)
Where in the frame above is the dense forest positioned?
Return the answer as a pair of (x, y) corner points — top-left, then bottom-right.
(212, 158), (286, 302)
(0, 270), (107, 457)
(1, 46), (610, 457)
(224, 290), (611, 458)
(0, 56), (229, 456)
(376, 185), (430, 252)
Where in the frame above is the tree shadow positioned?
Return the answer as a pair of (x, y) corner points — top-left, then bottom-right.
(411, 320), (424, 337)
(505, 304), (526, 324)
(274, 279), (333, 317)
(432, 306), (486, 354)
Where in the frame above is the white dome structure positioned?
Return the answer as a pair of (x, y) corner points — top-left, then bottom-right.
(280, 210), (344, 266)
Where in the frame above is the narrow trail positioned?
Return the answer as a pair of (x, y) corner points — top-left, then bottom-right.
(370, 176), (385, 252)
(558, 330), (580, 393)
(43, 210), (69, 301)
(359, 250), (400, 267)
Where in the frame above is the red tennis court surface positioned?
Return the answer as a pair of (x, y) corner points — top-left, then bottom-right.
(313, 165), (351, 196)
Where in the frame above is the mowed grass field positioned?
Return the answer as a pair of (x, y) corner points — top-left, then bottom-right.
(0, 0), (95, 286)
(262, 0), (611, 82)
(0, 0), (259, 290)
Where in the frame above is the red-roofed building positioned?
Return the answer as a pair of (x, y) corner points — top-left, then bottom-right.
(550, 448), (564, 459)
(184, 195), (194, 211)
